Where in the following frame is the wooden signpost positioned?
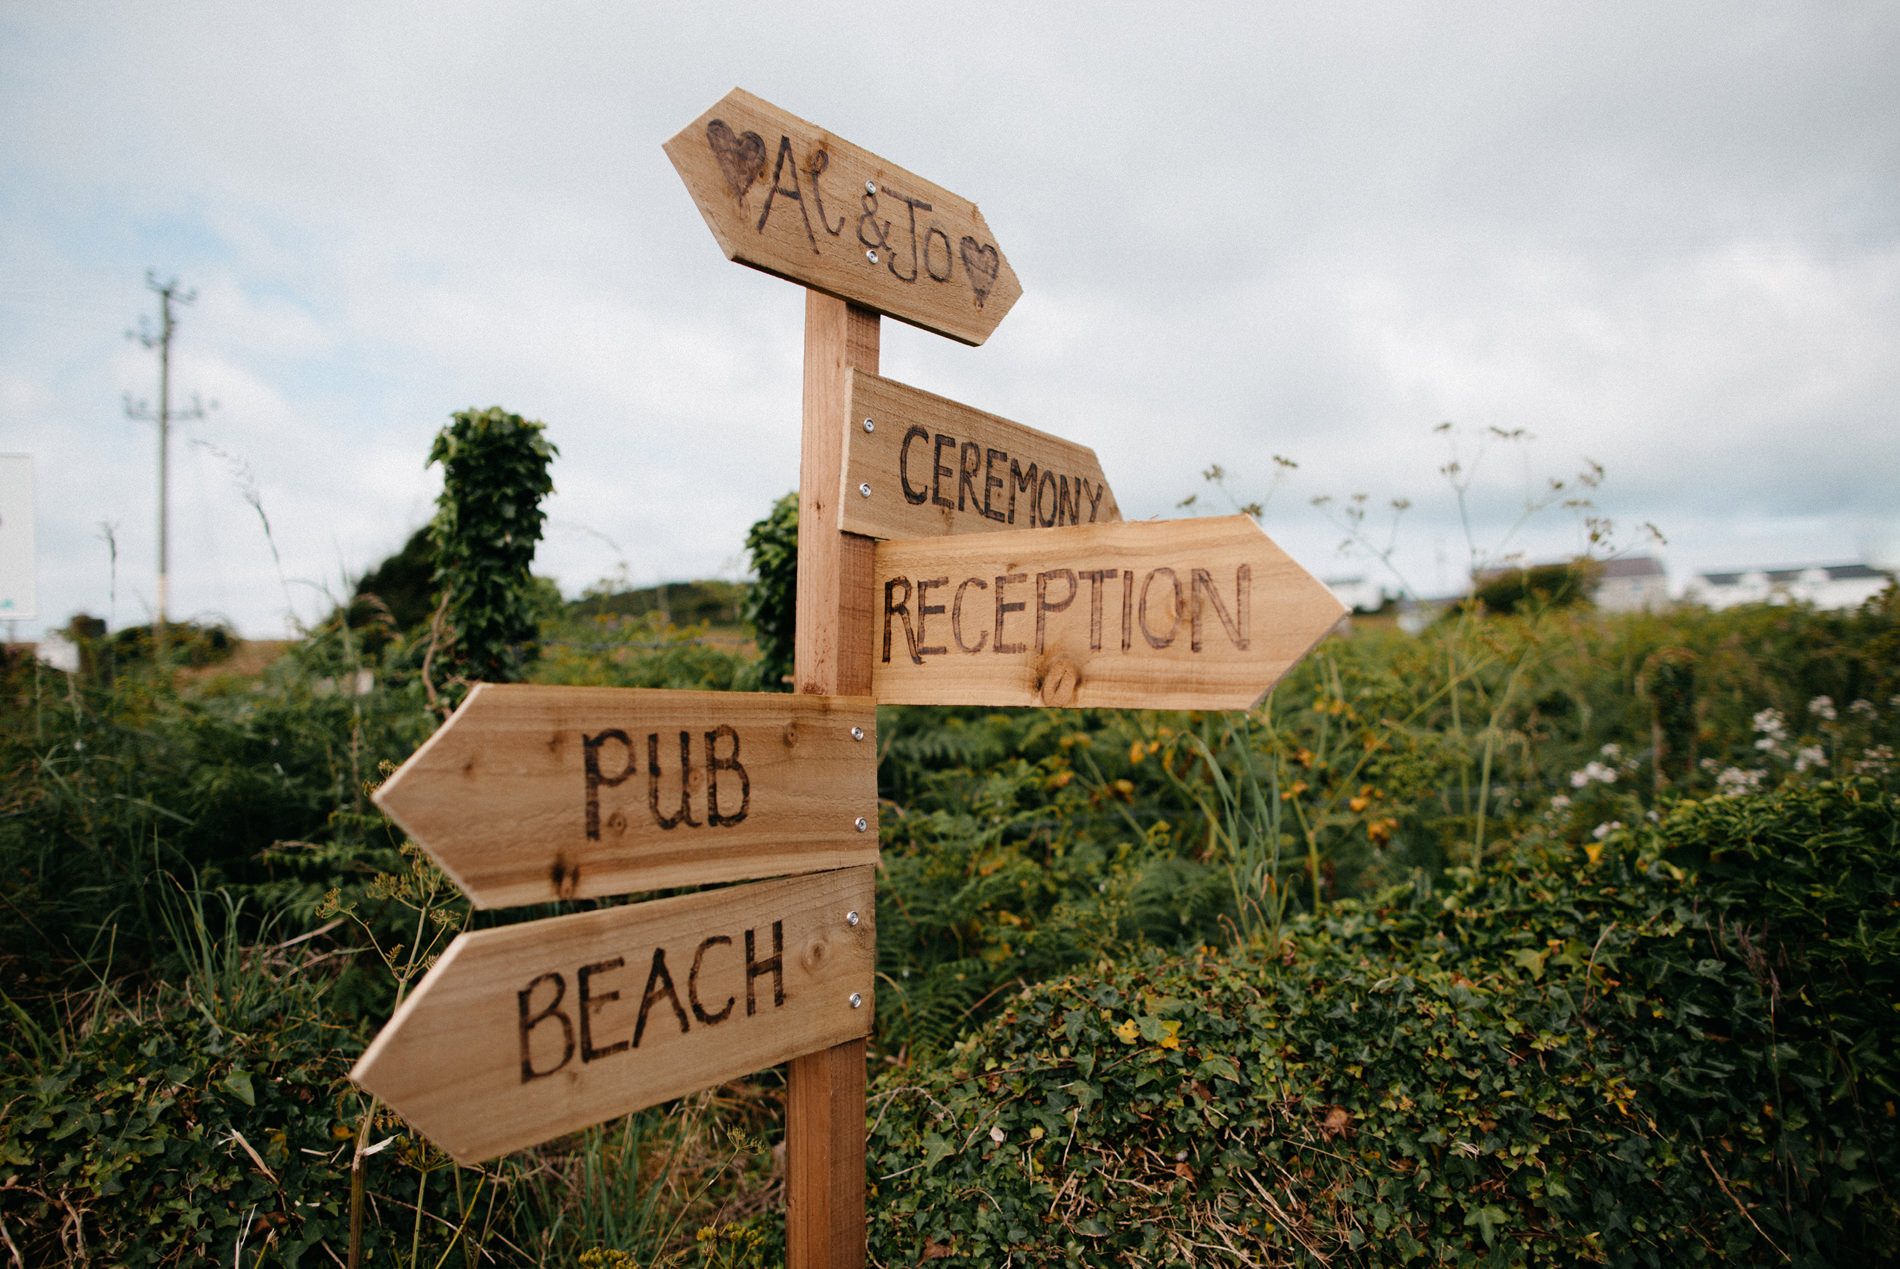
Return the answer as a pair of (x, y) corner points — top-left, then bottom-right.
(664, 88), (1022, 346)
(373, 684), (877, 908)
(352, 867), (876, 1164)
(352, 87), (1342, 1269)
(872, 515), (1345, 711)
(838, 370), (1120, 541)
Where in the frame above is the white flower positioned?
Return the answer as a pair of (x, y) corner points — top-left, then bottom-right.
(1591, 821), (1624, 840)
(1855, 745), (1894, 776)
(1549, 794), (1571, 811)
(1794, 745), (1827, 773)
(1716, 767), (1765, 796)
(1600, 742), (1622, 761)
(1809, 695), (1837, 722)
(1850, 698), (1878, 719)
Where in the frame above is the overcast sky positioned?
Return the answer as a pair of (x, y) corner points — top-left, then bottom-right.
(3, 2), (1896, 638)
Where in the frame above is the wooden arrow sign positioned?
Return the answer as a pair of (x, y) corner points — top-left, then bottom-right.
(373, 685), (878, 909)
(871, 515), (1346, 711)
(664, 88), (1022, 346)
(838, 371), (1120, 541)
(352, 867), (876, 1164)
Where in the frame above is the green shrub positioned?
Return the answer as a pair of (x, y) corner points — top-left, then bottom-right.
(428, 405), (559, 694)
(0, 951), (354, 1265)
(868, 779), (1900, 1266)
(740, 491), (797, 692)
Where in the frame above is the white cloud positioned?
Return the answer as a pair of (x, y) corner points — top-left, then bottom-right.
(2, 1), (1896, 635)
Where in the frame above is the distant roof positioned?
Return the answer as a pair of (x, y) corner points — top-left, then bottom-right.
(1597, 556), (1665, 579)
(1697, 562), (1893, 587)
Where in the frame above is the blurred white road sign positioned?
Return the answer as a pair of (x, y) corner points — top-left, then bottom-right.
(0, 456), (34, 623)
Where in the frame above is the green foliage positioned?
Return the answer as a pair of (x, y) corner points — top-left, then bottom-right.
(1642, 645), (1698, 787)
(535, 611), (749, 693)
(428, 405), (559, 693)
(869, 779), (1900, 1266)
(0, 921), (353, 1266)
(350, 525), (439, 650)
(569, 579), (748, 630)
(740, 492), (797, 692)
(1469, 561), (1598, 616)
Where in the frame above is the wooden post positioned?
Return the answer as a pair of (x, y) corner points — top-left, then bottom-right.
(789, 290), (878, 1269)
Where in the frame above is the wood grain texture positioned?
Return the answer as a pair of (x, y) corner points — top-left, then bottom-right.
(351, 867), (876, 1165)
(372, 685), (878, 909)
(788, 1040), (866, 1265)
(664, 88), (1021, 346)
(797, 295), (880, 699)
(871, 515), (1348, 711)
(838, 371), (1120, 541)
(789, 293), (877, 1269)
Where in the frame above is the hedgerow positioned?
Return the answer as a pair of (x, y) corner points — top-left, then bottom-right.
(867, 778), (1900, 1266)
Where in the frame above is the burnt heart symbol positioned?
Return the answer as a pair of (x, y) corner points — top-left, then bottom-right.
(706, 119), (767, 203)
(958, 237), (1000, 307)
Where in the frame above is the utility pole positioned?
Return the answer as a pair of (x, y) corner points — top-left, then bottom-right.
(125, 272), (204, 662)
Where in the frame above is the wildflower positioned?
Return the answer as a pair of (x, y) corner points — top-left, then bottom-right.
(1600, 742), (1621, 761)
(1569, 761), (1618, 788)
(1753, 708), (1788, 740)
(1716, 767), (1765, 796)
(1794, 745), (1827, 773)
(1591, 821), (1624, 841)
(1850, 698), (1878, 720)
(1856, 745), (1894, 776)
(1549, 794), (1571, 812)
(1809, 695), (1837, 722)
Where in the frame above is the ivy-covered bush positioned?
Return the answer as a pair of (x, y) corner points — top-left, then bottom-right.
(428, 405), (558, 692)
(0, 956), (353, 1266)
(868, 779), (1900, 1266)
(740, 491), (798, 692)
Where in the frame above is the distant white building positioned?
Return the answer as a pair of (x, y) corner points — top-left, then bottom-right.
(1324, 576), (1387, 614)
(1592, 556), (1671, 613)
(1683, 563), (1892, 611)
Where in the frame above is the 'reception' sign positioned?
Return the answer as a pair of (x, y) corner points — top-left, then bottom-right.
(871, 516), (1347, 711)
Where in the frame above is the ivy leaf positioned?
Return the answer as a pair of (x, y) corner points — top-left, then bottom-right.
(1510, 947), (1547, 981)
(220, 1070), (254, 1107)
(1465, 1203), (1507, 1246)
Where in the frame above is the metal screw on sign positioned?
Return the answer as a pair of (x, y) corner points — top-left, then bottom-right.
(862, 417), (875, 433)
(865, 249), (878, 264)
(855, 817), (868, 832)
(859, 483), (872, 498)
(851, 726), (864, 741)
(846, 910), (860, 927)
(865, 181), (877, 195)
(849, 993), (864, 1009)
